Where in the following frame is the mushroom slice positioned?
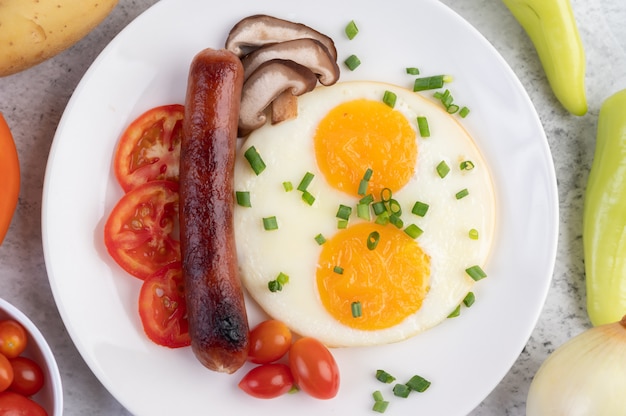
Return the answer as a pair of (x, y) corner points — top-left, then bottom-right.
(226, 14), (337, 60)
(242, 38), (340, 86)
(239, 59), (318, 134)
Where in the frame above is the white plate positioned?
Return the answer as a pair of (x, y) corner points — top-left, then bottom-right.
(42, 0), (558, 414)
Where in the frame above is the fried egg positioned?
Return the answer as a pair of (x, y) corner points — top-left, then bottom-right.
(233, 81), (495, 347)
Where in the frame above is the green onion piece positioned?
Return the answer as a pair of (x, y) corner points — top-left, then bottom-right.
(436, 161), (450, 178)
(376, 370), (396, 384)
(345, 20), (359, 39)
(382, 90), (397, 108)
(268, 280), (282, 292)
(380, 187), (393, 202)
(393, 384), (411, 398)
(460, 160), (475, 171)
(406, 67), (420, 75)
(388, 199), (402, 216)
(301, 190), (316, 206)
(456, 188), (469, 199)
(351, 301), (362, 318)
(360, 193), (374, 205)
(389, 214), (403, 229)
(235, 191), (251, 207)
(263, 216), (278, 231)
(333, 266), (344, 275)
(466, 265), (487, 281)
(459, 106), (470, 118)
(411, 201), (429, 217)
(406, 375), (431, 392)
(244, 146), (266, 175)
(463, 291), (476, 307)
(357, 202), (371, 221)
(447, 104), (460, 114)
(417, 116), (430, 137)
(413, 75), (445, 92)
(336, 204), (352, 220)
(344, 54), (361, 71)
(283, 181), (294, 192)
(337, 219), (349, 229)
(372, 201), (387, 215)
(297, 172), (315, 192)
(375, 211), (390, 225)
(314, 233), (326, 245)
(448, 304), (461, 318)
(276, 272), (289, 285)
(367, 231), (380, 250)
(373, 390), (384, 402)
(469, 228), (479, 240)
(363, 168), (373, 181)
(404, 224), (423, 239)
(372, 400), (389, 413)
(358, 179), (369, 196)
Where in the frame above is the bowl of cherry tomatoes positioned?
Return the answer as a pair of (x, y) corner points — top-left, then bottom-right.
(0, 297), (63, 415)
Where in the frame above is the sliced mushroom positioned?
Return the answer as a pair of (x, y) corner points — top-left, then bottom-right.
(239, 59), (318, 134)
(242, 38), (340, 86)
(226, 14), (337, 61)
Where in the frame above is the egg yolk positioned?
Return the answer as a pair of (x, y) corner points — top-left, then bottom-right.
(314, 99), (418, 197)
(316, 222), (431, 331)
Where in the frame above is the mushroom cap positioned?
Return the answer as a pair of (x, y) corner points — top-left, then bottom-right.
(225, 14), (337, 60)
(242, 38), (340, 86)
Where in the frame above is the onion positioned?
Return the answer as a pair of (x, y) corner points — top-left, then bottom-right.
(526, 315), (626, 415)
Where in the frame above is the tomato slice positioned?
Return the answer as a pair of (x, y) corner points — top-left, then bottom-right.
(289, 337), (340, 400)
(114, 104), (184, 192)
(138, 262), (190, 348)
(104, 180), (180, 279)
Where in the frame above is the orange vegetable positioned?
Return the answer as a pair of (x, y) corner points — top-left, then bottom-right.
(0, 113), (19, 245)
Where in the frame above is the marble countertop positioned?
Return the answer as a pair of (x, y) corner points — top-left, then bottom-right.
(1, 0), (624, 414)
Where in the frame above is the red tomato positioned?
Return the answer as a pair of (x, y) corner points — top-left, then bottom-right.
(248, 320), (292, 364)
(289, 337), (340, 400)
(0, 391), (47, 416)
(104, 180), (180, 279)
(238, 363), (294, 399)
(114, 104), (184, 192)
(0, 354), (14, 392)
(138, 262), (190, 348)
(0, 320), (27, 359)
(8, 357), (44, 396)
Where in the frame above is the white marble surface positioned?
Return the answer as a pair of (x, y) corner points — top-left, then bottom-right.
(0, 0), (624, 414)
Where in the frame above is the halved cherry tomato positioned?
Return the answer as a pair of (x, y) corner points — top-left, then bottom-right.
(8, 357), (44, 396)
(289, 337), (340, 400)
(138, 262), (190, 348)
(0, 391), (47, 416)
(0, 354), (14, 392)
(0, 320), (27, 359)
(104, 180), (180, 279)
(0, 113), (20, 245)
(248, 320), (292, 364)
(238, 363), (294, 399)
(114, 104), (184, 192)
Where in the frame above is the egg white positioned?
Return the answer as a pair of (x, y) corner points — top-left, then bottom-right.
(234, 81), (495, 347)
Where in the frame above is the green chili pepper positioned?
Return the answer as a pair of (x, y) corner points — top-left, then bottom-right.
(583, 89), (626, 326)
(502, 0), (587, 116)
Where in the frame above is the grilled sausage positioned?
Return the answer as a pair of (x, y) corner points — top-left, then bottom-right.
(180, 48), (249, 373)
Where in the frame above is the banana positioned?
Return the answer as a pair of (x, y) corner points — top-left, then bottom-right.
(0, 0), (118, 77)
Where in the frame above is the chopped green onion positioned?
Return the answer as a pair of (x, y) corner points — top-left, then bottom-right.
(447, 104), (460, 114)
(406, 67), (420, 75)
(376, 370), (396, 384)
(235, 191), (251, 207)
(406, 375), (431, 392)
(301, 190), (316, 205)
(417, 116), (430, 137)
(459, 106), (471, 118)
(411, 201), (429, 217)
(262, 216), (278, 231)
(334, 266), (344, 275)
(389, 214), (403, 229)
(357, 202), (371, 221)
(392, 383), (411, 398)
(337, 219), (349, 229)
(448, 304), (461, 318)
(282, 181), (294, 192)
(336, 204), (352, 221)
(465, 265), (487, 281)
(413, 75), (446, 92)
(314, 233), (327, 245)
(268, 280), (282, 292)
(388, 199), (402, 216)
(436, 161), (450, 178)
(380, 188), (393, 202)
(375, 210), (390, 225)
(344, 54), (361, 71)
(351, 301), (362, 318)
(456, 188), (470, 199)
(469, 228), (479, 240)
(363, 168), (373, 181)
(404, 224), (423, 239)
(372, 201), (387, 216)
(382, 90), (397, 108)
(358, 179), (369, 196)
(367, 231), (380, 250)
(244, 146), (266, 175)
(463, 291), (476, 307)
(345, 20), (359, 39)
(373, 391), (384, 402)
(372, 400), (389, 413)
(360, 193), (374, 205)
(276, 272), (289, 285)
(460, 160), (475, 171)
(297, 172), (315, 192)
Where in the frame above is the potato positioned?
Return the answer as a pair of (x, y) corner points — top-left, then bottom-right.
(0, 0), (118, 77)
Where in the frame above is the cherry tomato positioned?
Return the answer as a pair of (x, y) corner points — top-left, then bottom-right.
(104, 180), (180, 279)
(138, 262), (190, 348)
(248, 320), (292, 364)
(0, 391), (47, 416)
(114, 104), (184, 192)
(8, 357), (44, 396)
(289, 337), (340, 400)
(238, 363), (294, 399)
(0, 113), (19, 245)
(0, 354), (14, 392)
(0, 321), (27, 359)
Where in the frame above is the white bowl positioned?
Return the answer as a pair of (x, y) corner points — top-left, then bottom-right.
(0, 297), (63, 415)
